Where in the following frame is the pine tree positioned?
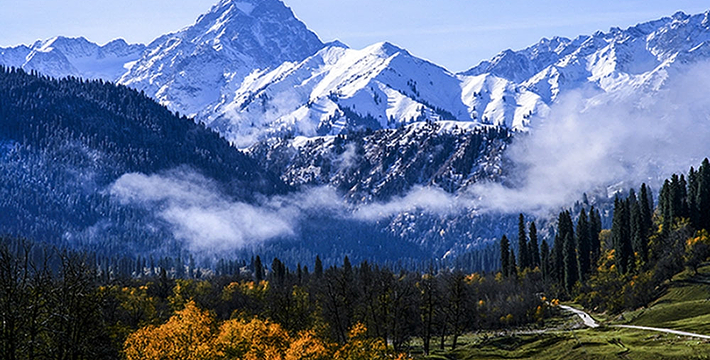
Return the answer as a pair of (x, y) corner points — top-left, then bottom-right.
(343, 256), (352, 276)
(529, 222), (540, 269)
(679, 175), (689, 219)
(552, 211), (575, 284)
(271, 257), (286, 284)
(697, 159), (710, 231)
(576, 209), (591, 281)
(517, 214), (529, 270)
(670, 174), (683, 221)
(659, 179), (673, 235)
(254, 255), (264, 282)
(561, 211), (575, 241)
(551, 233), (562, 282)
(589, 206), (602, 266)
(630, 191), (647, 265)
(563, 232), (578, 292)
(687, 169), (699, 228)
(540, 239), (550, 280)
(611, 197), (632, 274)
(500, 235), (510, 277)
(639, 184), (653, 237)
(314, 255), (323, 278)
(509, 249), (518, 279)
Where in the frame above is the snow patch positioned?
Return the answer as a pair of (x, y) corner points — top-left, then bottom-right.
(234, 2), (255, 15)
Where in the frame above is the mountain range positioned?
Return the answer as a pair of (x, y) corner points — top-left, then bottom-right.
(4, 3), (710, 146)
(2, 0), (710, 267)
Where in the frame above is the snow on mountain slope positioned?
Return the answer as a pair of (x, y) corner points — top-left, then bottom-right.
(459, 73), (548, 130)
(467, 10), (710, 103)
(206, 41), (547, 146)
(3, 4), (710, 153)
(248, 120), (511, 202)
(118, 0), (323, 117)
(245, 120), (516, 257)
(462, 36), (585, 83)
(0, 45), (31, 68)
(0, 37), (145, 81)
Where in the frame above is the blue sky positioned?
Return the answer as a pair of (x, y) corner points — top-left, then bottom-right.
(1, 0), (708, 72)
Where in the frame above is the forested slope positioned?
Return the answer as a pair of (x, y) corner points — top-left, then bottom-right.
(0, 66), (284, 254)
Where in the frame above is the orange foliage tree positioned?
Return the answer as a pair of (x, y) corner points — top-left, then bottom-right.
(124, 301), (215, 360)
(124, 302), (407, 360)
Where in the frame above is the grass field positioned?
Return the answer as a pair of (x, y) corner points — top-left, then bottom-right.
(421, 265), (710, 359)
(623, 265), (710, 334)
(442, 327), (710, 360)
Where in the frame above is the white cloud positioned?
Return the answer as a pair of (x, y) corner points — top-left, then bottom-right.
(353, 185), (476, 221)
(471, 61), (710, 214)
(110, 169), (342, 253)
(109, 169), (479, 254)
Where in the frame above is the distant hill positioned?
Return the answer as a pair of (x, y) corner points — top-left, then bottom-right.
(0, 66), (284, 255)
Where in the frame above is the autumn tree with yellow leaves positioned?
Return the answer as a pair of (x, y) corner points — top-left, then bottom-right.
(124, 301), (408, 360)
(124, 301), (216, 360)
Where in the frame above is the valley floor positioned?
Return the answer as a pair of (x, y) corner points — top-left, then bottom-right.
(419, 264), (710, 359)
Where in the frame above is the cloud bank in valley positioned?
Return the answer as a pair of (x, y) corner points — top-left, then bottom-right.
(109, 169), (342, 253)
(353, 186), (476, 221)
(109, 61), (710, 253)
(472, 61), (710, 214)
(109, 170), (475, 253)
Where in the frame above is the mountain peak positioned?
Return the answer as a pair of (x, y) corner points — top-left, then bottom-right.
(672, 10), (689, 21)
(179, 0), (322, 53)
(458, 8), (710, 104)
(38, 36), (92, 51)
(195, 0), (299, 28)
(119, 0), (323, 116)
(199, 0), (260, 21)
(220, 0), (259, 15)
(324, 40), (349, 49)
(364, 41), (408, 57)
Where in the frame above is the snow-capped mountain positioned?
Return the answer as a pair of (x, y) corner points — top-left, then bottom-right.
(193, 9), (710, 147)
(462, 36), (584, 84)
(0, 0), (324, 119)
(206, 41), (546, 146)
(117, 0), (324, 117)
(464, 11), (710, 103)
(5, 2), (709, 152)
(4, 2), (710, 266)
(0, 37), (145, 81)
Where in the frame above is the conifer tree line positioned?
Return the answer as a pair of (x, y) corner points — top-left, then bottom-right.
(499, 159), (710, 311)
(499, 209), (602, 293)
(498, 189), (652, 300)
(609, 185), (653, 274)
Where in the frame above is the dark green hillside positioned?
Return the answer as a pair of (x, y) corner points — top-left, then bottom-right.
(0, 66), (283, 195)
(0, 66), (285, 254)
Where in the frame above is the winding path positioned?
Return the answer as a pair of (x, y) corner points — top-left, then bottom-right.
(558, 305), (599, 328)
(611, 324), (710, 339)
(559, 305), (710, 339)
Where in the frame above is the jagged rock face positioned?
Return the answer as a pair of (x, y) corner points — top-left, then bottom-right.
(117, 0), (324, 117)
(246, 121), (515, 259)
(248, 121), (511, 202)
(461, 36), (582, 83)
